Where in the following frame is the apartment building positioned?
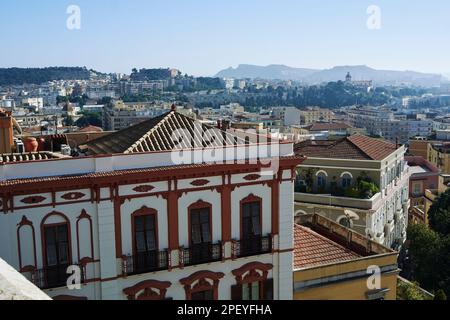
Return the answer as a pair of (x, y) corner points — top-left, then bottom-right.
(293, 214), (399, 300)
(294, 135), (410, 250)
(406, 156), (445, 225)
(102, 101), (173, 131)
(0, 110), (302, 300)
(346, 107), (433, 143)
(299, 107), (334, 125)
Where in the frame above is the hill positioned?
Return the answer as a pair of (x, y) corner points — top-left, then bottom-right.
(0, 67), (93, 85)
(215, 64), (442, 87)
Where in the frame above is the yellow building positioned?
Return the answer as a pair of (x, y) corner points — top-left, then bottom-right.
(293, 214), (399, 300)
(300, 107), (334, 125)
(428, 142), (450, 175)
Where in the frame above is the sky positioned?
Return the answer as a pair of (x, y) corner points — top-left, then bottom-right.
(1, 0), (450, 76)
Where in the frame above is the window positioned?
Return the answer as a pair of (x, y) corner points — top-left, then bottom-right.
(43, 224), (70, 288)
(242, 201), (261, 239)
(44, 224), (69, 267)
(341, 174), (352, 188)
(413, 183), (422, 196)
(135, 215), (157, 253)
(317, 173), (327, 190)
(242, 281), (261, 300)
(191, 289), (214, 301)
(133, 214), (158, 273)
(190, 208), (211, 245)
(188, 205), (215, 265)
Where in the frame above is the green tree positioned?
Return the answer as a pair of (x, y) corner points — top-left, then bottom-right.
(429, 189), (450, 236)
(407, 224), (441, 291)
(64, 115), (74, 126)
(75, 112), (102, 128)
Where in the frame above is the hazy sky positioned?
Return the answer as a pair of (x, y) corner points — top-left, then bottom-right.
(1, 0), (450, 76)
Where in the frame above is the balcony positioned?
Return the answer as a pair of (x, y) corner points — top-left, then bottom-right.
(233, 235), (272, 258)
(123, 250), (169, 276)
(182, 242), (222, 267)
(31, 264), (84, 290)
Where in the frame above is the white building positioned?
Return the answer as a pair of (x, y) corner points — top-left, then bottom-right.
(0, 111), (303, 300)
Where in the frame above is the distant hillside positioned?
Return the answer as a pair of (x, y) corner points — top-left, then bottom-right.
(216, 64), (319, 81)
(215, 64), (442, 87)
(0, 67), (93, 85)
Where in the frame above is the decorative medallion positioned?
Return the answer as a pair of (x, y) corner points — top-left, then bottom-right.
(20, 196), (46, 204)
(243, 174), (261, 181)
(61, 192), (86, 201)
(133, 185), (155, 193)
(190, 179), (210, 187)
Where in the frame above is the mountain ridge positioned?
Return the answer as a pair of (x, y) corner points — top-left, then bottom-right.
(216, 64), (443, 87)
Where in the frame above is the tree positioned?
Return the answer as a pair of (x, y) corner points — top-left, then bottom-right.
(429, 189), (450, 236)
(407, 224), (441, 291)
(75, 112), (102, 128)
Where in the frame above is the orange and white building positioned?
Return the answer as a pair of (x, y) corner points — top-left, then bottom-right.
(0, 110), (303, 300)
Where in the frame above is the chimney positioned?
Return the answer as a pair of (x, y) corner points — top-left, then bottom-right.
(171, 104), (177, 112)
(217, 120), (222, 129)
(0, 109), (14, 154)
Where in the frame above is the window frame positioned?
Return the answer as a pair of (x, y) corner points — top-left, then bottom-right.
(240, 194), (263, 241)
(131, 206), (159, 257)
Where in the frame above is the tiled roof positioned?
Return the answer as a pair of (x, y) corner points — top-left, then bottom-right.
(0, 155), (303, 188)
(306, 122), (352, 132)
(82, 111), (248, 155)
(294, 224), (360, 269)
(347, 135), (397, 160)
(0, 152), (66, 164)
(294, 134), (398, 161)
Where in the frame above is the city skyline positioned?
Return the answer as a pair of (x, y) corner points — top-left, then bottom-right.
(1, 0), (450, 76)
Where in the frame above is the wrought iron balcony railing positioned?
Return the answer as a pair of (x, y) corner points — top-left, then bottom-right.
(31, 264), (84, 290)
(123, 250), (169, 276)
(182, 242), (222, 267)
(233, 235), (272, 258)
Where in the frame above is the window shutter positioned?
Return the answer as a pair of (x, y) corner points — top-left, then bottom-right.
(231, 284), (242, 300)
(263, 279), (274, 300)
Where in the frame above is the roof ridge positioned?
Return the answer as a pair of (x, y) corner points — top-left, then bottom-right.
(124, 111), (174, 153)
(346, 134), (375, 160)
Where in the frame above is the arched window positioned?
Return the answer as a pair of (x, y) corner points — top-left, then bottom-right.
(341, 173), (353, 188)
(317, 172), (327, 190)
(40, 211), (72, 289)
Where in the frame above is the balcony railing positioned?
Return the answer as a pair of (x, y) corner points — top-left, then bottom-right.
(234, 235), (272, 258)
(123, 250), (169, 276)
(31, 264), (84, 290)
(182, 242), (222, 267)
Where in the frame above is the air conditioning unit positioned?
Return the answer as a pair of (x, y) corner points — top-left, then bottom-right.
(15, 139), (25, 154)
(60, 144), (71, 156)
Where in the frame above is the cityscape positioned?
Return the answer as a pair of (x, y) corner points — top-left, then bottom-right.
(1, 0), (450, 306)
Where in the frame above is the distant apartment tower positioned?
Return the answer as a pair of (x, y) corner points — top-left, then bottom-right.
(299, 107), (334, 125)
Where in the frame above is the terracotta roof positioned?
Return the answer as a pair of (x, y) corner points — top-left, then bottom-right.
(0, 152), (67, 164)
(347, 135), (397, 160)
(0, 155), (303, 188)
(306, 122), (352, 132)
(82, 111), (248, 155)
(294, 134), (398, 160)
(294, 224), (360, 269)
